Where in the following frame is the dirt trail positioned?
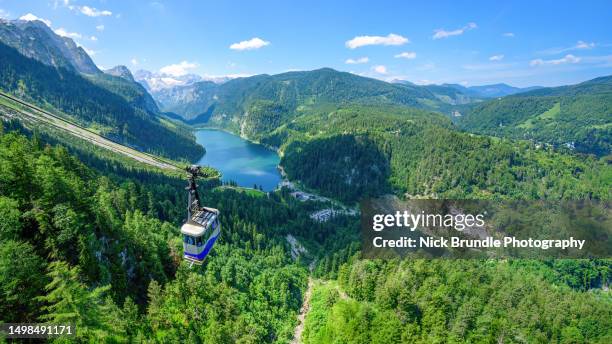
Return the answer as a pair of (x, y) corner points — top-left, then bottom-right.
(291, 277), (314, 344)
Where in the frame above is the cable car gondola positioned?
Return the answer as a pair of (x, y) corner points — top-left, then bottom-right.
(181, 165), (220, 266)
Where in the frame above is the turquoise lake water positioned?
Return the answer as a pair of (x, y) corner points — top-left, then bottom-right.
(194, 129), (281, 191)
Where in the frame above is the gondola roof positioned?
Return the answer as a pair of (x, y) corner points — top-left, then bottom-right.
(181, 207), (219, 237)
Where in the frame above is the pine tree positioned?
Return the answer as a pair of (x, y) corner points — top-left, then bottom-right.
(36, 261), (120, 340)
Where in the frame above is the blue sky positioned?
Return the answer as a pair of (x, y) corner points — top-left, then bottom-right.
(1, 0), (611, 87)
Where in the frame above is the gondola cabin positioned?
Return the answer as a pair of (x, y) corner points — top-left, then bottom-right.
(181, 206), (220, 265)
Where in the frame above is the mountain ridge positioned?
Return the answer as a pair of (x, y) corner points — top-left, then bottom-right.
(105, 65), (135, 82)
(392, 80), (544, 98)
(458, 75), (612, 155)
(0, 19), (100, 74)
(151, 68), (455, 125)
(0, 32), (203, 160)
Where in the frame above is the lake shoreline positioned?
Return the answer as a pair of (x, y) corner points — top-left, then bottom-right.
(193, 128), (281, 191)
(192, 125), (280, 152)
(193, 127), (355, 210)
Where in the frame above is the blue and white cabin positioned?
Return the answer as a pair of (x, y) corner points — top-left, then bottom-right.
(181, 206), (220, 264)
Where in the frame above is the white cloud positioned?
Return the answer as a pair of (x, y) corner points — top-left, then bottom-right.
(0, 9), (9, 19)
(131, 58), (138, 66)
(394, 51), (416, 59)
(159, 61), (198, 76)
(575, 40), (595, 49)
(540, 41), (597, 55)
(79, 6), (112, 17)
(19, 13), (52, 27)
(502, 32), (515, 37)
(90, 36), (97, 41)
(53, 0), (71, 9)
(372, 65), (387, 74)
(229, 37), (270, 51)
(54, 27), (82, 39)
(489, 54), (504, 61)
(530, 54), (581, 66)
(433, 22), (477, 39)
(345, 57), (369, 64)
(345, 33), (409, 49)
(96, 25), (105, 32)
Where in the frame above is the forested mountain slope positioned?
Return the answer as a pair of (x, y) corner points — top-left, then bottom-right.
(88, 69), (161, 115)
(304, 259), (611, 343)
(0, 19), (100, 74)
(0, 123), (344, 342)
(0, 19), (203, 160)
(458, 76), (612, 156)
(453, 83), (543, 98)
(259, 105), (610, 202)
(1, 121), (610, 343)
(0, 41), (203, 160)
(0, 20), (175, 118)
(393, 80), (543, 99)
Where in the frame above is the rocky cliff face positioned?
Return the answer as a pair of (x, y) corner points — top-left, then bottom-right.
(0, 19), (100, 74)
(105, 65), (135, 82)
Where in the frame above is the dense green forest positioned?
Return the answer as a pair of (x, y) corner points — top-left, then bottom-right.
(0, 121), (368, 342)
(261, 105), (610, 203)
(458, 76), (612, 156)
(303, 259), (611, 344)
(0, 41), (203, 160)
(2, 111), (611, 343)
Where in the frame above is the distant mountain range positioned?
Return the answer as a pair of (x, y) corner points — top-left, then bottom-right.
(393, 79), (543, 99)
(153, 72), (548, 125)
(445, 83), (544, 98)
(149, 68), (463, 127)
(133, 69), (235, 92)
(0, 19), (204, 160)
(143, 67), (610, 156)
(1, 18), (608, 157)
(134, 70), (205, 92)
(458, 76), (612, 155)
